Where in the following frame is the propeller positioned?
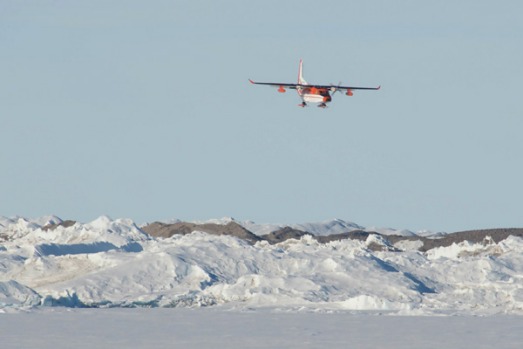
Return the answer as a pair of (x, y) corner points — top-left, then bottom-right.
(330, 81), (343, 95)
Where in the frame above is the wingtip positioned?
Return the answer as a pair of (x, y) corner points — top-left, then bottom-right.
(248, 79), (255, 84)
(377, 85), (381, 90)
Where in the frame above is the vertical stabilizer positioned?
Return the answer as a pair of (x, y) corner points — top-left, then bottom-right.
(298, 59), (308, 85)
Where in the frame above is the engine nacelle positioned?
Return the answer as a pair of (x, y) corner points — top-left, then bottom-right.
(278, 86), (286, 93)
(346, 89), (353, 96)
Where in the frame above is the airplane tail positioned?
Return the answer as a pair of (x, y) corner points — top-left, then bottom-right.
(298, 59), (308, 85)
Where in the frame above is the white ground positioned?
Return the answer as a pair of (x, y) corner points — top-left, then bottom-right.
(1, 308), (522, 349)
(2, 216), (523, 347)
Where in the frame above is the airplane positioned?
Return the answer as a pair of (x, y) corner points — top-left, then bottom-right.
(249, 59), (380, 108)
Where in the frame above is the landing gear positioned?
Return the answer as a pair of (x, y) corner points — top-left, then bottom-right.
(318, 103), (327, 108)
(298, 102), (307, 107)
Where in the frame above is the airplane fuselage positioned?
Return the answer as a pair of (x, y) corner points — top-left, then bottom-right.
(298, 86), (332, 104)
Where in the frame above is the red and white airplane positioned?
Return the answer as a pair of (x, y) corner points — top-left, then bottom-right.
(249, 60), (380, 108)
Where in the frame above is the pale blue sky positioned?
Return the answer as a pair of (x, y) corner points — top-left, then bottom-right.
(1, 1), (522, 232)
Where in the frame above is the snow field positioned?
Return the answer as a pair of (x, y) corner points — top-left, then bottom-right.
(1, 308), (522, 349)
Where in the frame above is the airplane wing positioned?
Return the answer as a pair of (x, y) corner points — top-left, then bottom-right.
(312, 84), (381, 91)
(248, 79), (299, 89)
(249, 80), (380, 91)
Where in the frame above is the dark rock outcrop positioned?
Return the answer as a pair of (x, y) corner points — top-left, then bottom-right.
(141, 221), (262, 244)
(42, 220), (76, 231)
(261, 227), (310, 244)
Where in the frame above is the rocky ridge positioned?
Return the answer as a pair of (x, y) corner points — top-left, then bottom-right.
(140, 221), (523, 252)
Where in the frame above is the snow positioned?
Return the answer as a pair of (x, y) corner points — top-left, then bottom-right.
(2, 216), (523, 347)
(393, 238), (424, 251)
(290, 219), (365, 236)
(1, 216), (523, 316)
(1, 308), (522, 349)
